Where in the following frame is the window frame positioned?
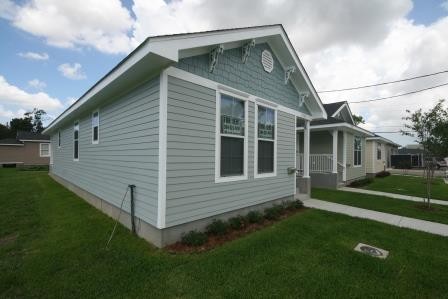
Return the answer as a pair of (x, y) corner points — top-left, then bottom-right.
(73, 121), (79, 161)
(377, 142), (382, 160)
(39, 143), (50, 157)
(215, 90), (249, 183)
(254, 102), (277, 178)
(57, 130), (61, 148)
(353, 136), (362, 167)
(91, 109), (99, 144)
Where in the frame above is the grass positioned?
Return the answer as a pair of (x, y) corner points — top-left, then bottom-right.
(1, 169), (448, 298)
(312, 188), (448, 225)
(358, 175), (448, 201)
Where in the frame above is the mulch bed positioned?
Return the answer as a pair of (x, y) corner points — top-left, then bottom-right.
(165, 207), (307, 253)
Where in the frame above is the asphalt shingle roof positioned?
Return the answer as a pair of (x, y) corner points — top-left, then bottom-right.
(16, 131), (50, 141)
(0, 138), (23, 145)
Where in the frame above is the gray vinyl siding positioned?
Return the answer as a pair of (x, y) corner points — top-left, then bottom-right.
(50, 77), (160, 226)
(176, 43), (311, 116)
(346, 133), (366, 181)
(165, 76), (296, 227)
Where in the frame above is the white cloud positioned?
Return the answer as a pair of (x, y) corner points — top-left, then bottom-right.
(18, 51), (49, 60)
(57, 63), (86, 80)
(3, 0), (133, 54)
(0, 0), (17, 20)
(0, 75), (62, 111)
(129, 0), (412, 53)
(65, 97), (77, 106)
(28, 78), (46, 90)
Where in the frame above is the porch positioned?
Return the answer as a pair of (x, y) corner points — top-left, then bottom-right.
(296, 126), (347, 189)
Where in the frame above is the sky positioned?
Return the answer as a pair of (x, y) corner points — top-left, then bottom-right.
(0, 0), (448, 146)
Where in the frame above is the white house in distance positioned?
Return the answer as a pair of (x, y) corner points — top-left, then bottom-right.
(43, 25), (327, 247)
(365, 134), (400, 176)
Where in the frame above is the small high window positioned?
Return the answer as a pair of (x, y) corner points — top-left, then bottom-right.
(354, 136), (362, 166)
(377, 142), (382, 160)
(92, 110), (99, 144)
(74, 121), (79, 161)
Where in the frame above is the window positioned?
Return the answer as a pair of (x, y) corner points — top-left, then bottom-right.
(377, 142), (382, 160)
(256, 104), (276, 176)
(216, 92), (248, 181)
(74, 121), (79, 161)
(354, 136), (362, 166)
(40, 143), (50, 157)
(58, 130), (61, 148)
(92, 110), (99, 144)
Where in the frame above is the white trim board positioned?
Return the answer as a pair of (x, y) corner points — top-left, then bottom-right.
(157, 71), (168, 229)
(165, 67), (313, 121)
(297, 122), (374, 136)
(331, 102), (355, 125)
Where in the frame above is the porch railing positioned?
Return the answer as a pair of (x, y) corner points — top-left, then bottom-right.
(297, 154), (334, 174)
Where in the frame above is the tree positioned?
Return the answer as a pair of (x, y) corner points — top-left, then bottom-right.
(0, 123), (13, 139)
(352, 114), (365, 125)
(1, 108), (48, 138)
(402, 99), (448, 208)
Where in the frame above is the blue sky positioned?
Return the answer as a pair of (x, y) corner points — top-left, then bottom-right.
(0, 0), (447, 146)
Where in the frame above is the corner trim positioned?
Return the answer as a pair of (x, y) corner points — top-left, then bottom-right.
(157, 71), (168, 229)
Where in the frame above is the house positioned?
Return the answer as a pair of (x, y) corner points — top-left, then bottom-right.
(365, 134), (400, 176)
(42, 25), (327, 248)
(392, 144), (425, 168)
(296, 101), (373, 188)
(0, 131), (50, 168)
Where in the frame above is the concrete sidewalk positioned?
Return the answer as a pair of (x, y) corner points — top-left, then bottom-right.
(339, 187), (448, 206)
(304, 199), (448, 237)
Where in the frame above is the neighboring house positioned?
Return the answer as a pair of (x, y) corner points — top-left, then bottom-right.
(42, 25), (327, 248)
(0, 131), (50, 167)
(296, 101), (373, 188)
(365, 134), (400, 176)
(392, 144), (425, 168)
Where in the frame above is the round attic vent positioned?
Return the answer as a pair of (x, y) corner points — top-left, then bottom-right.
(261, 50), (274, 73)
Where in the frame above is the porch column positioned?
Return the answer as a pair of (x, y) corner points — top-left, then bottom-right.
(342, 131), (347, 181)
(303, 120), (310, 178)
(332, 129), (338, 173)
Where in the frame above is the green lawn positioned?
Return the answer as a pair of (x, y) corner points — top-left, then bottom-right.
(359, 175), (448, 201)
(1, 169), (448, 298)
(312, 188), (448, 225)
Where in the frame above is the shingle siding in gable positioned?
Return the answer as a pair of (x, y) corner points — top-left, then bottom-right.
(165, 76), (296, 227)
(50, 77), (160, 226)
(176, 43), (311, 115)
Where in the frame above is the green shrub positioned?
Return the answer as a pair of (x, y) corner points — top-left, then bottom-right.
(376, 171), (391, 178)
(228, 216), (245, 230)
(264, 205), (284, 220)
(206, 219), (228, 236)
(181, 230), (208, 246)
(246, 211), (263, 224)
(286, 200), (303, 210)
(349, 177), (374, 187)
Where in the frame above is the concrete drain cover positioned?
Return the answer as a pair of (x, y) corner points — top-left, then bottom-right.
(354, 243), (389, 259)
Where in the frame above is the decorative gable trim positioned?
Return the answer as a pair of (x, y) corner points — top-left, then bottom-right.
(332, 102), (355, 125)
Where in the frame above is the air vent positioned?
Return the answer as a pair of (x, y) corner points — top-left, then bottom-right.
(261, 50), (274, 73)
(354, 243), (389, 259)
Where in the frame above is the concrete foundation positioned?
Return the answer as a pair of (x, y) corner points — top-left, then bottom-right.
(50, 172), (296, 248)
(296, 176), (311, 199)
(310, 172), (338, 189)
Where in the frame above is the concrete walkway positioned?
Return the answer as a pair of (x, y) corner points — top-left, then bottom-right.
(339, 187), (448, 206)
(304, 199), (448, 237)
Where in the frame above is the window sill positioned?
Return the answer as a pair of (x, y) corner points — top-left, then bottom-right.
(215, 175), (247, 183)
(254, 172), (276, 179)
(353, 165), (362, 168)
